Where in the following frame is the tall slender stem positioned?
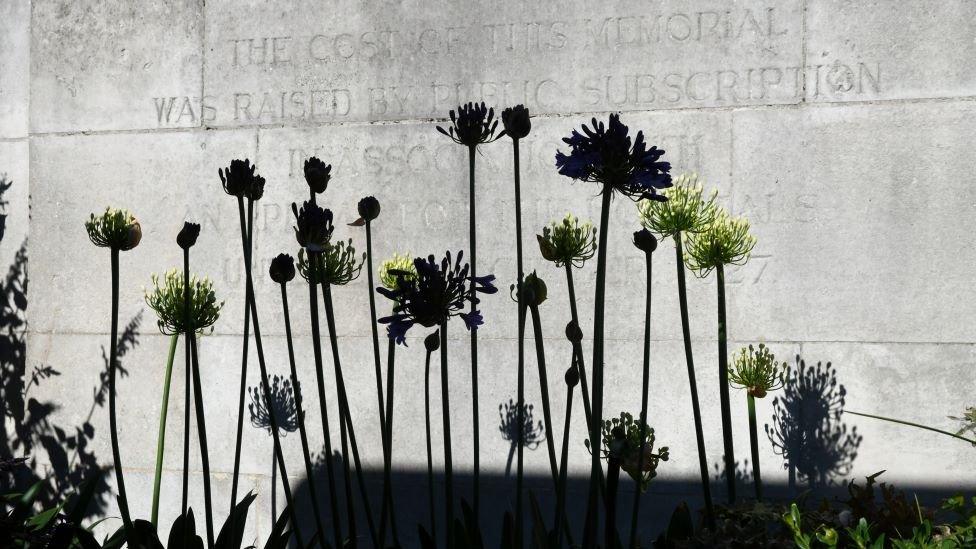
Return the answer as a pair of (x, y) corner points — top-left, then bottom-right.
(181, 304), (191, 515)
(674, 234), (715, 529)
(439, 322), (454, 549)
(747, 395), (762, 500)
(554, 357), (575, 549)
(339, 409), (357, 544)
(271, 438), (278, 526)
(322, 283), (379, 547)
(467, 144), (481, 518)
(307, 253), (343, 549)
(230, 201), (254, 510)
(583, 188), (612, 547)
(280, 282), (328, 545)
(424, 344), (438, 545)
(151, 333), (179, 526)
(367, 222), (393, 549)
(717, 265), (735, 503)
(383, 338), (400, 545)
(237, 197), (304, 548)
(515, 303), (526, 548)
(629, 251), (653, 548)
(528, 304), (559, 487)
(844, 410), (976, 445)
(185, 248), (215, 548)
(108, 248), (133, 538)
(605, 457), (621, 549)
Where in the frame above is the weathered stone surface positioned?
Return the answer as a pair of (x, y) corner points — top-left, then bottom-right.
(729, 101), (976, 344)
(806, 0), (976, 103)
(0, 1), (29, 138)
(200, 0), (804, 127)
(30, 0), (203, 133)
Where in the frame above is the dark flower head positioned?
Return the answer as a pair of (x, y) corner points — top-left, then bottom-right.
(269, 253), (296, 284)
(632, 228), (657, 254)
(498, 398), (545, 449)
(565, 364), (580, 388)
(585, 411), (669, 492)
(424, 331), (440, 352)
(304, 157), (332, 196)
(177, 222), (200, 250)
(377, 251), (497, 345)
(219, 159), (256, 198)
(437, 102), (504, 147)
(245, 174), (266, 201)
(555, 113), (672, 200)
(517, 271), (547, 307)
(292, 200), (334, 253)
(297, 240), (364, 286)
(357, 196), (381, 223)
(86, 207), (141, 251)
(565, 320), (583, 343)
(248, 375), (300, 436)
(501, 104), (531, 140)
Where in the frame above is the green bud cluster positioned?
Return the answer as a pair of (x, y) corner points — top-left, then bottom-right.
(145, 269), (223, 335)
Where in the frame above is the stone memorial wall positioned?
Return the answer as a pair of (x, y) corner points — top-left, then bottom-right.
(2, 0), (974, 542)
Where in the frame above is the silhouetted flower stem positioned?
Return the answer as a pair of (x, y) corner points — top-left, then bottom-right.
(338, 411), (357, 545)
(107, 248), (133, 538)
(605, 454), (622, 549)
(305, 252), (343, 549)
(582, 188), (612, 546)
(527, 303), (559, 489)
(439, 322), (455, 549)
(424, 334), (438, 545)
(467, 144), (482, 518)
(322, 282), (379, 547)
(747, 394), (762, 500)
(515, 301), (526, 547)
(845, 410), (976, 445)
(673, 235), (715, 529)
(182, 322), (191, 514)
(277, 275), (328, 545)
(229, 199), (253, 511)
(184, 246), (215, 548)
(716, 265), (735, 503)
(150, 333), (179, 527)
(628, 241), (653, 548)
(554, 364), (579, 549)
(381, 337), (400, 546)
(235, 197), (304, 548)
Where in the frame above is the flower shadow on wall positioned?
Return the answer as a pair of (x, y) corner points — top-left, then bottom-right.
(765, 356), (863, 492)
(0, 175), (141, 517)
(498, 398), (545, 478)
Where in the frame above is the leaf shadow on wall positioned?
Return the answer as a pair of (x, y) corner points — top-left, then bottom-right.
(0, 174), (143, 518)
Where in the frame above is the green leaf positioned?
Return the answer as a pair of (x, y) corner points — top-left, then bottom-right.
(215, 491), (257, 549)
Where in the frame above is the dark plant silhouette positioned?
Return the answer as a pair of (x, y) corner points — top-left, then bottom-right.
(639, 173), (716, 528)
(556, 113), (672, 545)
(248, 374), (300, 523)
(498, 399), (545, 477)
(424, 331), (440, 545)
(765, 356), (862, 491)
(85, 206), (142, 540)
(438, 102), (505, 521)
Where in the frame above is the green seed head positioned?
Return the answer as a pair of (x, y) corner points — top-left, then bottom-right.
(637, 172), (718, 237)
(298, 239), (365, 286)
(379, 252), (417, 291)
(536, 214), (597, 268)
(86, 207), (141, 250)
(683, 209), (756, 277)
(586, 411), (669, 492)
(729, 343), (786, 398)
(145, 269), (223, 335)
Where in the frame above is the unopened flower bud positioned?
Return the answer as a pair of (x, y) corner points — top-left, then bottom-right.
(425, 331), (441, 352)
(633, 228), (657, 254)
(177, 222), (200, 249)
(269, 253), (296, 284)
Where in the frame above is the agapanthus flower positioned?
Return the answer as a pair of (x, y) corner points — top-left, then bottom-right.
(292, 200), (334, 253)
(245, 173), (266, 201)
(729, 344), (786, 398)
(501, 104), (531, 140)
(86, 207), (141, 250)
(632, 228), (658, 254)
(555, 113), (672, 200)
(498, 399), (544, 449)
(219, 159), (257, 198)
(303, 157), (332, 196)
(145, 269), (223, 335)
(638, 172), (718, 237)
(297, 239), (364, 286)
(512, 270), (547, 306)
(269, 253), (296, 284)
(683, 209), (756, 277)
(177, 222), (200, 250)
(437, 102), (504, 146)
(379, 252), (417, 291)
(536, 214), (597, 268)
(377, 251), (497, 345)
(585, 411), (669, 492)
(248, 375), (300, 435)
